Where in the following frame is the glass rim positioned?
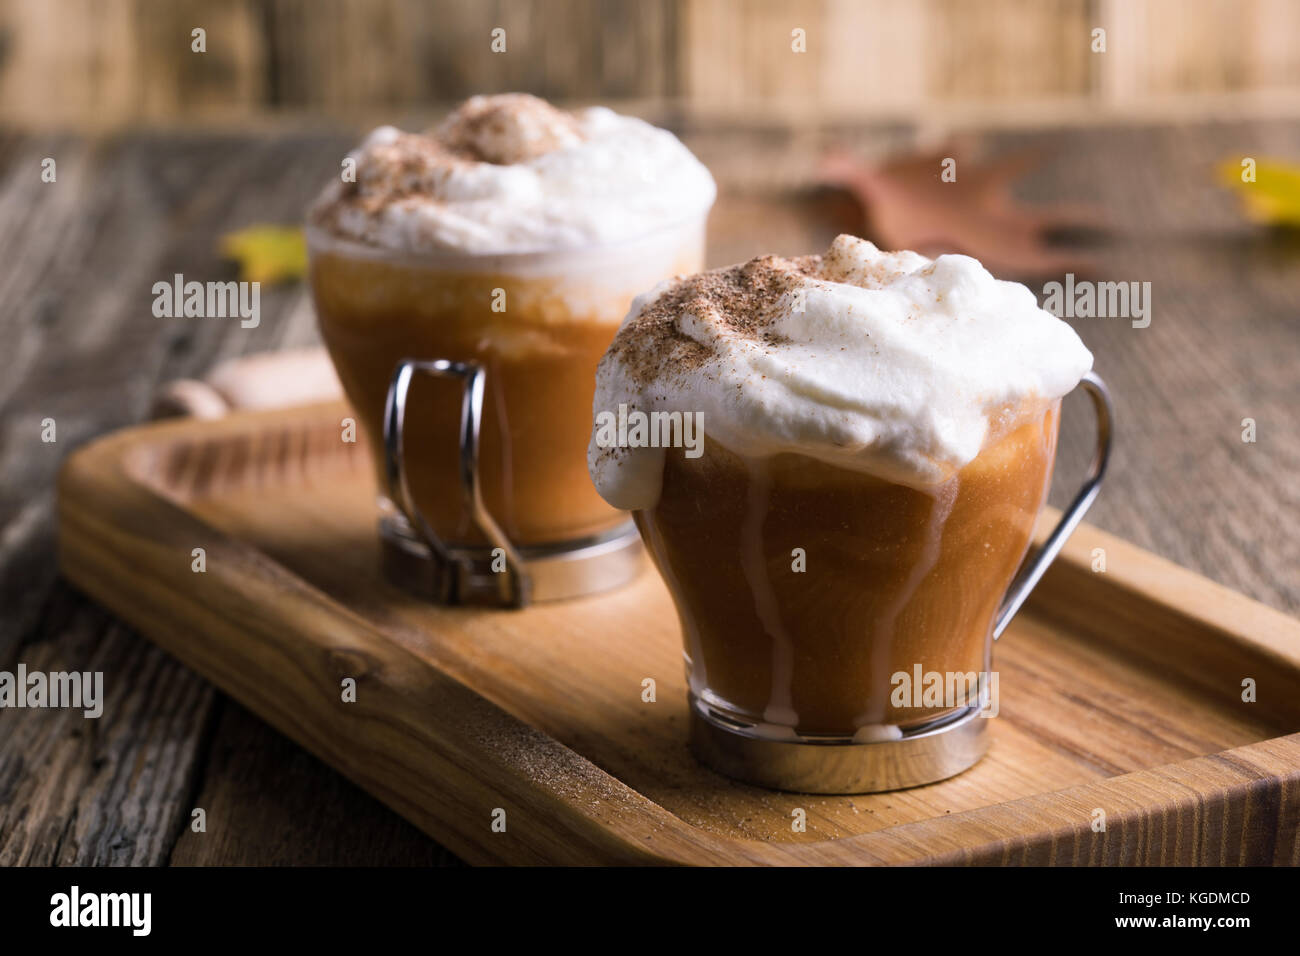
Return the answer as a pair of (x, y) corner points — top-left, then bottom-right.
(303, 205), (712, 269)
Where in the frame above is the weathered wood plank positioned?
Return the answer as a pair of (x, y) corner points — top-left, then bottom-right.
(0, 127), (449, 865)
(0, 583), (216, 866)
(169, 701), (460, 866)
(4, 1), (1300, 128)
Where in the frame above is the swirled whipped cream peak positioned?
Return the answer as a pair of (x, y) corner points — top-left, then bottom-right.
(308, 93), (715, 255)
(589, 234), (1093, 510)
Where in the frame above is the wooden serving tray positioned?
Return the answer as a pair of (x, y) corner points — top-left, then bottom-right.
(58, 402), (1300, 865)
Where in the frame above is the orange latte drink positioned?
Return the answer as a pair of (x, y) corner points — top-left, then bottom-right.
(307, 95), (714, 563)
(590, 236), (1102, 790)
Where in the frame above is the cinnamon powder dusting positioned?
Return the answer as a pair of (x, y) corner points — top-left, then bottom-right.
(605, 253), (824, 389)
(436, 93), (582, 164)
(313, 94), (585, 229)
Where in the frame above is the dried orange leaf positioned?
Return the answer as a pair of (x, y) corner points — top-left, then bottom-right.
(819, 147), (1103, 278)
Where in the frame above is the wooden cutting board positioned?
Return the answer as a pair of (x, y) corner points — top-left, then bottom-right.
(57, 401), (1300, 865)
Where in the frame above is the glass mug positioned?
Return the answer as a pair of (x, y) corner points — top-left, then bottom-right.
(634, 374), (1113, 793)
(307, 214), (709, 606)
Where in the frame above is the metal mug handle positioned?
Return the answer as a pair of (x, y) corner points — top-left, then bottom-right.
(382, 358), (530, 607)
(993, 371), (1113, 639)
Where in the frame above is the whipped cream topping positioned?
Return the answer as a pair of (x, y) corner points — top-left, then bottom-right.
(308, 93), (716, 255)
(589, 235), (1093, 509)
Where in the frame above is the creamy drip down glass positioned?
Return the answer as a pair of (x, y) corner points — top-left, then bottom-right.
(589, 237), (1112, 793)
(307, 94), (715, 606)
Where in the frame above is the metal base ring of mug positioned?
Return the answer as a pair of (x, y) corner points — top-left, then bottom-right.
(380, 515), (643, 606)
(688, 692), (990, 794)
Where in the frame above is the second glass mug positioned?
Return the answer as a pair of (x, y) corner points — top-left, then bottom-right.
(634, 374), (1113, 793)
(307, 214), (709, 606)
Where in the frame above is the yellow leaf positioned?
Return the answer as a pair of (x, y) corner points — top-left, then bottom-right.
(218, 225), (308, 285)
(1217, 158), (1300, 227)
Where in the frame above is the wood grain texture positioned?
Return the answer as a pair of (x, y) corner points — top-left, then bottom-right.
(0, 582), (217, 865)
(168, 700), (460, 866)
(5, 1), (1300, 128)
(0, 0), (681, 128)
(54, 403), (1300, 864)
(0, 127), (449, 864)
(2, 119), (1299, 864)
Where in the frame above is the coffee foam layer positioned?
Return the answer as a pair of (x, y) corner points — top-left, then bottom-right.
(307, 217), (706, 335)
(589, 235), (1093, 510)
(308, 93), (716, 255)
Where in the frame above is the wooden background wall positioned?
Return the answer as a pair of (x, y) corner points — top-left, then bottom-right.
(1, 0), (1298, 129)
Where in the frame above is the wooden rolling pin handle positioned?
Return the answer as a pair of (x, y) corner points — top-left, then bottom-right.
(151, 379), (232, 420)
(150, 347), (342, 420)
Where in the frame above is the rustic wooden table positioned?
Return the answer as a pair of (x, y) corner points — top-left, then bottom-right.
(1, 119), (1297, 865)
